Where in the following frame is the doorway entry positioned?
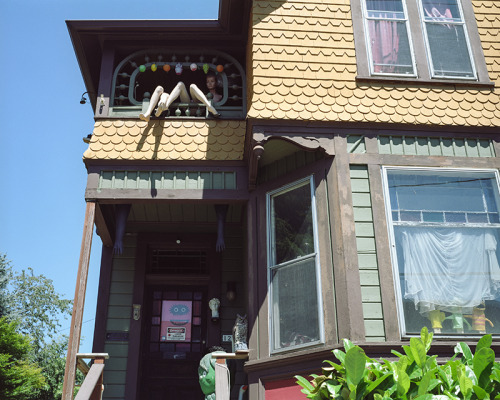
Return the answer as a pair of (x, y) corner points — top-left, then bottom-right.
(137, 241), (219, 400)
(139, 286), (207, 400)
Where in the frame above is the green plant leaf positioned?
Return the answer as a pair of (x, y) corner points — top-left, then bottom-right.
(455, 342), (473, 365)
(437, 365), (452, 390)
(343, 338), (355, 352)
(334, 349), (346, 364)
(418, 370), (433, 396)
(410, 337), (427, 368)
(324, 380), (342, 397)
(295, 375), (315, 392)
(472, 384), (489, 400)
(476, 334), (493, 354)
(395, 368), (410, 397)
(392, 350), (405, 358)
(413, 395), (433, 400)
(345, 346), (366, 387)
(366, 372), (392, 394)
(402, 345), (415, 363)
(473, 347), (495, 387)
(420, 326), (433, 352)
(459, 373), (473, 399)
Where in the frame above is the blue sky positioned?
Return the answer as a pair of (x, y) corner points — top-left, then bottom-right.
(0, 0), (219, 353)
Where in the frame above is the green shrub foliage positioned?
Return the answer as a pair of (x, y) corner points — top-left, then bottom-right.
(296, 328), (500, 400)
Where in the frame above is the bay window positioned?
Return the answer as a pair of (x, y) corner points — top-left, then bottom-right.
(383, 168), (500, 336)
(267, 177), (323, 352)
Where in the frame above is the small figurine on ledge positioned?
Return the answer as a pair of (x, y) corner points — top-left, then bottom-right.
(232, 314), (248, 352)
(139, 71), (221, 121)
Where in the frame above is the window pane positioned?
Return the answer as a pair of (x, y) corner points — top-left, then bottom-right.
(367, 20), (414, 74)
(426, 23), (474, 77)
(366, 0), (404, 15)
(271, 257), (320, 350)
(271, 183), (314, 264)
(421, 0), (461, 21)
(386, 169), (500, 336)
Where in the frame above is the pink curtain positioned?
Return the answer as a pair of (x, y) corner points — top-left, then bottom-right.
(368, 18), (400, 73)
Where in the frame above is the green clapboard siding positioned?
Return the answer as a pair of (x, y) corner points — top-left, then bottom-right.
(103, 237), (137, 400)
(378, 136), (495, 157)
(257, 150), (323, 184)
(98, 170), (237, 191)
(350, 165), (385, 340)
(347, 135), (366, 154)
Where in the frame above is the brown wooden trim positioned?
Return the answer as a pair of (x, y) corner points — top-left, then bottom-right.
(256, 192), (269, 359)
(86, 188), (250, 202)
(330, 136), (365, 341)
(355, 75), (495, 88)
(247, 193), (259, 361)
(252, 126), (335, 156)
(246, 341), (500, 374)
(349, 153), (500, 168)
(364, 135), (379, 154)
(94, 43), (114, 118)
(144, 275), (210, 285)
(62, 201), (96, 400)
(94, 204), (113, 248)
(245, 346), (332, 374)
(85, 160), (247, 171)
(74, 363), (105, 400)
(124, 235), (147, 400)
(92, 245), (114, 352)
(367, 164), (400, 341)
(315, 158), (338, 346)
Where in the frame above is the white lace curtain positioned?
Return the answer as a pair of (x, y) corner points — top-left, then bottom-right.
(395, 226), (500, 314)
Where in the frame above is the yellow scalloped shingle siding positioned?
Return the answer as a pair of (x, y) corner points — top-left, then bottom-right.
(248, 0), (500, 126)
(83, 120), (246, 161)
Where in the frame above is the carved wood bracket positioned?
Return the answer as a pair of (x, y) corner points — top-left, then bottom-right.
(248, 128), (335, 191)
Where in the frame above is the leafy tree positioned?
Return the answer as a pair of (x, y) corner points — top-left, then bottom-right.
(0, 254), (77, 400)
(0, 254), (10, 317)
(5, 266), (72, 354)
(0, 317), (45, 400)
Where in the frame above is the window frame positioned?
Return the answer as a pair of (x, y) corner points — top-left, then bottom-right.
(351, 0), (493, 85)
(382, 166), (500, 338)
(266, 175), (325, 354)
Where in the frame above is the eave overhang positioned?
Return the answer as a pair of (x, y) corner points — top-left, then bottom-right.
(66, 0), (251, 110)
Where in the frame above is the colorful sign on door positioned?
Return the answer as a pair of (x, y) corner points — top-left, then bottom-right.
(160, 300), (192, 342)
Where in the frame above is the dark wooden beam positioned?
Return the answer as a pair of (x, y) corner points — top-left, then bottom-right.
(94, 203), (113, 247)
(62, 201), (96, 400)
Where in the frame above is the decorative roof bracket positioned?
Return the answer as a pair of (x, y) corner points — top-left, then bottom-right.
(248, 127), (335, 190)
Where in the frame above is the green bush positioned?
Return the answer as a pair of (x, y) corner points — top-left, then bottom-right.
(296, 328), (500, 400)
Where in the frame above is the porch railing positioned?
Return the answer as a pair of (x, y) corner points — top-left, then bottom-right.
(212, 350), (249, 400)
(74, 353), (109, 400)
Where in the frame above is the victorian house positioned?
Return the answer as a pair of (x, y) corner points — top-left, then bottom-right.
(63, 0), (500, 399)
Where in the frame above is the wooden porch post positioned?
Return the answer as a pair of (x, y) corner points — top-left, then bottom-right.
(62, 201), (96, 400)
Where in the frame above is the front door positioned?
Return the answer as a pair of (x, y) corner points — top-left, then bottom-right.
(140, 285), (207, 400)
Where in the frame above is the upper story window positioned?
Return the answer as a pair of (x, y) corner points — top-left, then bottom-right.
(110, 49), (246, 119)
(267, 177), (323, 353)
(352, 0), (492, 84)
(383, 167), (500, 337)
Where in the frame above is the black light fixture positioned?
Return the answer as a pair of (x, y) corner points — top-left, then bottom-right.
(80, 92), (88, 104)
